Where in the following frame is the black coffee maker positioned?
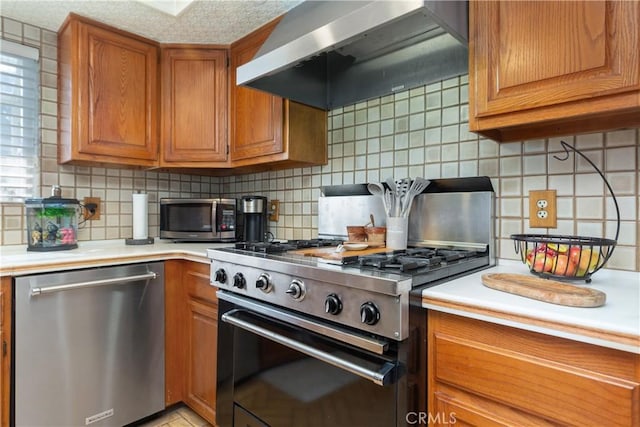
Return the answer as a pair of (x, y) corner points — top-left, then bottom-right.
(241, 196), (268, 242)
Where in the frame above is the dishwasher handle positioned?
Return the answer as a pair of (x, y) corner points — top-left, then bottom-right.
(30, 272), (157, 296)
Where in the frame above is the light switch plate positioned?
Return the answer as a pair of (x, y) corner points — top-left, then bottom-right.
(529, 190), (556, 228)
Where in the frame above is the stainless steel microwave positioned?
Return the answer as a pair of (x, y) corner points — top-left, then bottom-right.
(160, 198), (238, 242)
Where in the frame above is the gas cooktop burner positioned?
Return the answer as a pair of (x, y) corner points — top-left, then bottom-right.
(359, 248), (480, 272)
(234, 241), (297, 253)
(235, 239), (343, 253)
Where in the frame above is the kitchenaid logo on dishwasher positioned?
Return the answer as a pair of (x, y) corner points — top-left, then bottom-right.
(86, 408), (114, 425)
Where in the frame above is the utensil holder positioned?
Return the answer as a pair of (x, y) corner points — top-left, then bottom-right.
(386, 217), (408, 250)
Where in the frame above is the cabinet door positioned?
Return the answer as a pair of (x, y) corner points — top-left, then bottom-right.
(428, 311), (640, 426)
(58, 16), (159, 166)
(0, 277), (10, 427)
(185, 297), (218, 424)
(164, 260), (218, 424)
(183, 262), (218, 425)
(469, 0), (640, 141)
(161, 47), (228, 166)
(229, 19), (284, 161)
(165, 260), (186, 406)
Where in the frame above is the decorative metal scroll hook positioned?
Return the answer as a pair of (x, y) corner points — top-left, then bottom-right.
(553, 140), (620, 243)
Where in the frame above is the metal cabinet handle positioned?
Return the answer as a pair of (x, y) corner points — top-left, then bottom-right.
(30, 272), (157, 296)
(221, 309), (397, 386)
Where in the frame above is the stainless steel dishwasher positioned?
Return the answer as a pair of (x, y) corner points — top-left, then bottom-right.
(14, 262), (165, 427)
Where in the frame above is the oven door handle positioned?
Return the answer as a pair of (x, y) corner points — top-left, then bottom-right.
(221, 309), (397, 386)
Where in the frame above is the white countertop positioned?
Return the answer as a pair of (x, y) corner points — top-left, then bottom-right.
(0, 238), (228, 276)
(422, 260), (640, 354)
(2, 240), (638, 353)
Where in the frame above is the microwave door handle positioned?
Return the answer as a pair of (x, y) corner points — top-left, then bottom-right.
(211, 200), (217, 234)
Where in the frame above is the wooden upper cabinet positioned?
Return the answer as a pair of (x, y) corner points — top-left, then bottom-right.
(230, 20), (283, 162)
(230, 19), (327, 170)
(469, 0), (640, 142)
(160, 47), (228, 167)
(58, 14), (159, 167)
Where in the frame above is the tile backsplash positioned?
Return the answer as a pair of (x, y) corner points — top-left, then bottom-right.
(1, 17), (638, 272)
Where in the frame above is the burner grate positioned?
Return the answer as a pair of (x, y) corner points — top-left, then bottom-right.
(358, 248), (482, 272)
(234, 239), (344, 253)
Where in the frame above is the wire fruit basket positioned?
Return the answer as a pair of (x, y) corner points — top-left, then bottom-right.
(511, 142), (619, 283)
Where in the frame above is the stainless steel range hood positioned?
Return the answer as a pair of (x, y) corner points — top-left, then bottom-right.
(237, 0), (468, 110)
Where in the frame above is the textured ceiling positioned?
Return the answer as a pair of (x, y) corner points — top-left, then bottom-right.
(0, 0), (303, 44)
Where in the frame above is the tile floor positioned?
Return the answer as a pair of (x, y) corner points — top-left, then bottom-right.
(137, 405), (212, 427)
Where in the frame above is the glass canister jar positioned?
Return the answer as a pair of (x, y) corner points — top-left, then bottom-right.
(25, 192), (79, 251)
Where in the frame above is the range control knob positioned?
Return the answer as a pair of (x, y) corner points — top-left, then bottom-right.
(360, 302), (380, 326)
(232, 273), (246, 289)
(214, 269), (227, 284)
(324, 294), (342, 315)
(255, 273), (273, 293)
(285, 279), (306, 301)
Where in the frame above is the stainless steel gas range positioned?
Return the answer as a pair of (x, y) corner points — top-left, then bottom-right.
(208, 177), (495, 427)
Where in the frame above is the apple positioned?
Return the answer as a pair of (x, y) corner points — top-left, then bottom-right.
(552, 254), (577, 276)
(534, 243), (556, 257)
(568, 246), (582, 265)
(531, 252), (554, 273)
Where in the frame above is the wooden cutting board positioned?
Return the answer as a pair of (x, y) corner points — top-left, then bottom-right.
(290, 246), (391, 263)
(481, 273), (606, 307)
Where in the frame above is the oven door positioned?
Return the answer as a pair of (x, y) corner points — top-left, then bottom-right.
(216, 292), (406, 427)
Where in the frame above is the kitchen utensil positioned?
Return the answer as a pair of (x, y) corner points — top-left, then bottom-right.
(401, 177), (430, 217)
(367, 183), (388, 215)
(370, 214), (375, 227)
(384, 178), (398, 216)
(393, 178), (410, 216)
(384, 189), (394, 217)
(481, 273), (606, 307)
(367, 182), (385, 196)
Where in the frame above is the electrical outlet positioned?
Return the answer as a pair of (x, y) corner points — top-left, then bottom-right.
(269, 199), (280, 222)
(83, 197), (101, 220)
(529, 190), (556, 228)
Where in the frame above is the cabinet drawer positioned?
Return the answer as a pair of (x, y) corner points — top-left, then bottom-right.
(433, 333), (639, 426)
(184, 262), (217, 305)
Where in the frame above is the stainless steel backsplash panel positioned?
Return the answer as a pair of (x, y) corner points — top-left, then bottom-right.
(318, 195), (386, 239)
(318, 184), (495, 264)
(407, 191), (495, 261)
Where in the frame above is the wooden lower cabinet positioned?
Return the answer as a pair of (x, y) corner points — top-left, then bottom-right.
(165, 260), (218, 425)
(427, 311), (640, 426)
(1, 277), (11, 427)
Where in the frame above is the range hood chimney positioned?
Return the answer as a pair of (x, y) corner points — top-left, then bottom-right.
(237, 0), (468, 110)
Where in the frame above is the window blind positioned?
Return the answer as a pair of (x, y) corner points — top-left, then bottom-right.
(0, 39), (40, 202)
